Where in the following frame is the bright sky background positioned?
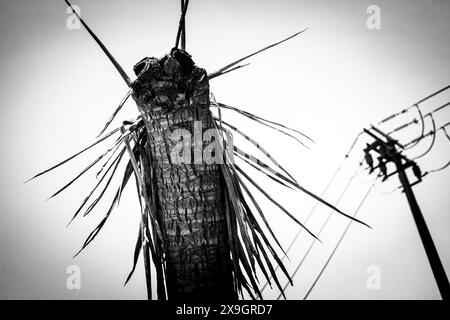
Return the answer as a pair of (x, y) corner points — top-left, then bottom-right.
(1, 0), (449, 300)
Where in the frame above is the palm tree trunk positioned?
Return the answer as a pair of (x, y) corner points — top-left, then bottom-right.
(132, 52), (237, 300)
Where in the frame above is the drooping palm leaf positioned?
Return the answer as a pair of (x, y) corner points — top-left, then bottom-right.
(46, 135), (125, 200)
(212, 114), (294, 299)
(25, 127), (120, 183)
(97, 89), (133, 137)
(234, 164), (320, 241)
(234, 152), (295, 190)
(67, 146), (126, 226)
(214, 116), (298, 182)
(124, 224), (142, 285)
(216, 102), (314, 147)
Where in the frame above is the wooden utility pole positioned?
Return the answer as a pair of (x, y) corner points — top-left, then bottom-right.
(363, 126), (450, 300)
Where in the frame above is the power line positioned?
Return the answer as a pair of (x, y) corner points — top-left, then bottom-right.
(377, 86), (449, 153)
(260, 133), (364, 294)
(377, 85), (449, 155)
(373, 183), (400, 195)
(260, 159), (343, 294)
(303, 183), (375, 300)
(403, 122), (449, 148)
(387, 101), (449, 136)
(378, 85), (450, 125)
(411, 114), (437, 160)
(386, 101), (449, 150)
(275, 163), (363, 300)
(403, 104), (425, 151)
(427, 160), (450, 174)
(424, 127), (450, 174)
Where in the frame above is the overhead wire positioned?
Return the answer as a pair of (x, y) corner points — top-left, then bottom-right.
(403, 104), (425, 150)
(424, 127), (450, 174)
(373, 183), (400, 195)
(386, 102), (449, 136)
(385, 101), (449, 151)
(411, 114), (437, 160)
(260, 132), (364, 295)
(275, 162), (364, 300)
(427, 160), (450, 174)
(377, 85), (449, 153)
(303, 182), (375, 300)
(377, 85), (450, 126)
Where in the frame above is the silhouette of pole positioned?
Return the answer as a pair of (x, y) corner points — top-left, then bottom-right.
(393, 154), (450, 300)
(363, 126), (450, 300)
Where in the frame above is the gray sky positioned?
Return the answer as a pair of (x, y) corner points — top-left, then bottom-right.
(1, 0), (449, 299)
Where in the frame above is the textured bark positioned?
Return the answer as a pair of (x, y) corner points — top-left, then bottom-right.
(132, 51), (237, 300)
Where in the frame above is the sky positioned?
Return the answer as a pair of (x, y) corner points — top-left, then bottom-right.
(0, 0), (449, 300)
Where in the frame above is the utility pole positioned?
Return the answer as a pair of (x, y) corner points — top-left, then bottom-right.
(363, 126), (450, 300)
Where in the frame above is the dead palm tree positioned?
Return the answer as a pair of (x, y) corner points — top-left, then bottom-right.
(27, 0), (369, 300)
